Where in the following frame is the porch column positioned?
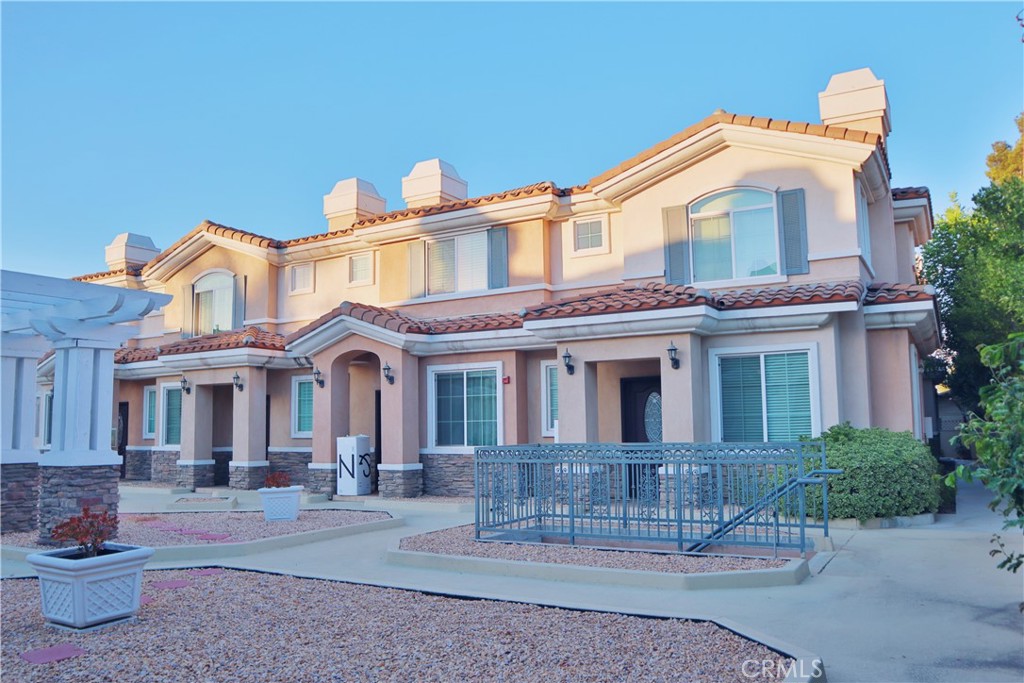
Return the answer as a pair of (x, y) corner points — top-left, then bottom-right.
(38, 337), (126, 540)
(307, 362), (349, 495)
(661, 334), (703, 442)
(378, 352), (421, 498)
(178, 382), (214, 489)
(1, 335), (49, 532)
(229, 366), (268, 489)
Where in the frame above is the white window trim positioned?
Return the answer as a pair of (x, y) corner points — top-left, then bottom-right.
(160, 382), (183, 449)
(291, 375), (314, 439)
(425, 360), (504, 454)
(288, 263), (315, 296)
(540, 360), (558, 438)
(708, 342), (821, 442)
(142, 386), (157, 440)
(570, 215), (610, 257)
(688, 189), (781, 286)
(39, 390), (54, 448)
(348, 252), (375, 287)
(191, 269), (235, 335)
(855, 179), (874, 272)
(422, 229), (490, 297)
(910, 345), (923, 440)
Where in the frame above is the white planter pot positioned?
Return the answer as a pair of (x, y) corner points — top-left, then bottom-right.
(27, 542), (155, 629)
(257, 485), (304, 521)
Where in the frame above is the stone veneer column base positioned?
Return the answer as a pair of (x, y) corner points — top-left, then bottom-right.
(420, 454), (474, 497)
(1, 462), (40, 533)
(306, 466), (337, 496)
(268, 451), (312, 488)
(123, 449), (153, 480)
(38, 465), (120, 542)
(229, 464), (269, 490)
(177, 463), (215, 490)
(378, 469), (423, 499)
(151, 451), (180, 484)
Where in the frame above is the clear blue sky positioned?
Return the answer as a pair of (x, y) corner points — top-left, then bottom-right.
(3, 2), (1021, 278)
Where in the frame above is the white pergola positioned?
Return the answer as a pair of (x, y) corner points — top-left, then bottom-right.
(1, 270), (171, 467)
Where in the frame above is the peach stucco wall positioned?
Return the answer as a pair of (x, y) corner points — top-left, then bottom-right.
(868, 329), (916, 433)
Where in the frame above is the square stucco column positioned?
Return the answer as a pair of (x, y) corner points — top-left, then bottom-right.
(178, 383), (214, 489)
(308, 364), (348, 495)
(555, 351), (598, 443)
(1, 334), (50, 532)
(660, 334), (703, 442)
(230, 366), (268, 489)
(378, 353), (421, 498)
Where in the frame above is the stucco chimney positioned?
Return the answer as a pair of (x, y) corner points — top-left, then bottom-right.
(401, 159), (468, 208)
(323, 178), (386, 231)
(104, 233), (160, 271)
(818, 68), (891, 142)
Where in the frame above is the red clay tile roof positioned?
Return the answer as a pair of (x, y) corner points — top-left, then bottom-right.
(716, 281), (867, 309)
(115, 347), (159, 364)
(158, 326), (286, 356)
(891, 187), (930, 201)
(286, 303), (523, 343)
(863, 283), (935, 305)
(73, 265), (144, 282)
(140, 221), (286, 276)
(590, 111), (887, 187)
(350, 182), (586, 229)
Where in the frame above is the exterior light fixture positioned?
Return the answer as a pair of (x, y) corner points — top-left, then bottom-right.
(232, 372), (244, 392)
(667, 342), (680, 370)
(382, 362), (395, 385)
(179, 376), (191, 395)
(562, 349), (575, 376)
(313, 367), (325, 388)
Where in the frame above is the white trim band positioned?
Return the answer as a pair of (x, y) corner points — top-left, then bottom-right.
(228, 460), (271, 468)
(378, 463), (424, 471)
(176, 459), (216, 466)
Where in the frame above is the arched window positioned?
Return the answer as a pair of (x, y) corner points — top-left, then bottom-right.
(689, 189), (778, 283)
(193, 272), (233, 335)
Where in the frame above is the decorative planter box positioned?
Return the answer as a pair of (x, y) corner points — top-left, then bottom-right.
(257, 485), (304, 521)
(27, 543), (155, 629)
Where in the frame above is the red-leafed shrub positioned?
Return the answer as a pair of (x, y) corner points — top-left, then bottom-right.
(264, 471), (291, 488)
(50, 507), (118, 558)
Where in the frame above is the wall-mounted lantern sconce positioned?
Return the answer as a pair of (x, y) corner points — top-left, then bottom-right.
(667, 342), (680, 370)
(180, 376), (192, 395)
(313, 367), (325, 388)
(382, 362), (395, 385)
(232, 372), (244, 392)
(562, 349), (575, 376)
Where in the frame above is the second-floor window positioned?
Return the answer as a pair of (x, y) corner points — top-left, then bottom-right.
(427, 232), (489, 296)
(193, 273), (233, 335)
(690, 189), (779, 283)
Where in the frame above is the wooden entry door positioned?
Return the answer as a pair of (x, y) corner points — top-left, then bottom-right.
(620, 377), (662, 498)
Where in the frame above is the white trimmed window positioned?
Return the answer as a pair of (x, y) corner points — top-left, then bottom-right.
(427, 362), (502, 451)
(710, 345), (819, 442)
(427, 232), (489, 295)
(540, 361), (559, 437)
(193, 272), (234, 335)
(161, 385), (183, 447)
(690, 189), (779, 283)
(349, 253), (373, 286)
(571, 217), (609, 256)
(291, 375), (314, 439)
(289, 263), (314, 295)
(39, 391), (54, 447)
(142, 386), (157, 440)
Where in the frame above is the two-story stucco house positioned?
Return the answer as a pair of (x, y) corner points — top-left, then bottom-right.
(44, 68), (938, 498)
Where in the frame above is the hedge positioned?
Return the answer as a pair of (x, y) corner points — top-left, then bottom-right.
(806, 424), (941, 522)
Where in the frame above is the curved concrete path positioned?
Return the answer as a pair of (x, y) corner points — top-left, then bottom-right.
(3, 482), (1022, 682)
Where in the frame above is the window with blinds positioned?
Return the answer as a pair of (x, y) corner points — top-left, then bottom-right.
(193, 273), (233, 334)
(163, 387), (182, 446)
(291, 376), (314, 438)
(431, 365), (499, 448)
(289, 263), (314, 294)
(427, 232), (488, 295)
(143, 386), (157, 439)
(541, 362), (559, 436)
(719, 351), (811, 442)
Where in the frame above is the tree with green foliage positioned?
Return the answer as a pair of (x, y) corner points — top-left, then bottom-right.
(922, 115), (1024, 411)
(947, 334), (1024, 576)
(986, 113), (1023, 185)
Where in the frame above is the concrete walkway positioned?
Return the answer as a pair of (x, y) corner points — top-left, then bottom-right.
(4, 482), (1022, 682)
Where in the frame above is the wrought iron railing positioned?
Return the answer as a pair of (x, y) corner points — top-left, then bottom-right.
(474, 442), (840, 556)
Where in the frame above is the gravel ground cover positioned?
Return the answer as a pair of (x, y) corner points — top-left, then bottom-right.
(400, 525), (788, 573)
(0, 510), (391, 549)
(1, 569), (791, 682)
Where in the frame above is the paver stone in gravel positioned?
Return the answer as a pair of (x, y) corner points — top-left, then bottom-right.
(20, 644), (87, 664)
(150, 580), (190, 590)
(140, 595), (155, 605)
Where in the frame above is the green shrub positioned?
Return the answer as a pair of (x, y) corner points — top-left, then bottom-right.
(806, 424), (941, 522)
